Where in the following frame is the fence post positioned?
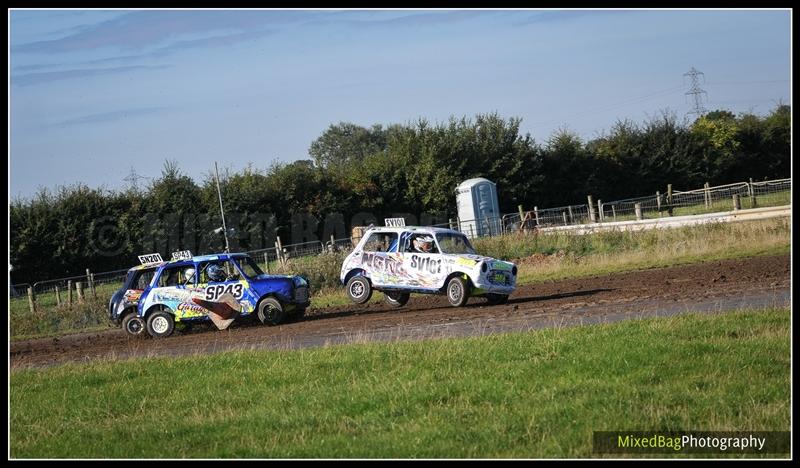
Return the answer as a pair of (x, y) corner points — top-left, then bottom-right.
(86, 268), (92, 291)
(562, 211), (567, 226)
(330, 235), (336, 252)
(732, 194), (741, 211)
(656, 191), (662, 213)
(749, 178), (757, 208)
(264, 251), (270, 274)
(28, 287), (36, 313)
(276, 236), (285, 266)
(67, 280), (73, 305)
(587, 196), (596, 223)
(611, 205), (616, 221)
(597, 199), (604, 222)
(533, 206), (539, 226)
(567, 206), (574, 224)
(90, 273), (97, 298)
(517, 205), (525, 232)
(55, 286), (61, 307)
(704, 182), (711, 208)
(634, 203), (642, 221)
(76, 281), (84, 302)
(667, 184), (674, 216)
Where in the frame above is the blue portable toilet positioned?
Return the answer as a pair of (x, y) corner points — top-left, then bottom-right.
(455, 178), (501, 238)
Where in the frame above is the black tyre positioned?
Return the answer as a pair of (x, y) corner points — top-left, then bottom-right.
(146, 310), (175, 338)
(346, 275), (373, 304)
(122, 313), (146, 337)
(446, 276), (470, 307)
(486, 293), (509, 305)
(258, 297), (285, 326)
(384, 291), (410, 308)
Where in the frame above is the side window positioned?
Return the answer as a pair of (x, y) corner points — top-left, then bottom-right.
(405, 233), (439, 254)
(135, 269), (156, 289)
(362, 232), (399, 253)
(198, 260), (240, 284)
(157, 265), (196, 287)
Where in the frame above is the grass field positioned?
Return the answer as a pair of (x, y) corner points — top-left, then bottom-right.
(9, 217), (790, 340)
(10, 307), (790, 458)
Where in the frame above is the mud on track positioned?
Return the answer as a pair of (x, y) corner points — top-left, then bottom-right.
(10, 254), (790, 369)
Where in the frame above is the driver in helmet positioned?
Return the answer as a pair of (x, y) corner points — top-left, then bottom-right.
(183, 267), (196, 284)
(206, 263), (228, 283)
(412, 235), (435, 253)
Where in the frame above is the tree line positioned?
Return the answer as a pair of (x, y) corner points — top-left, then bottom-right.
(10, 105), (790, 284)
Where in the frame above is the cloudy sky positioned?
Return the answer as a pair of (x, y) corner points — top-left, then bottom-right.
(9, 8), (791, 198)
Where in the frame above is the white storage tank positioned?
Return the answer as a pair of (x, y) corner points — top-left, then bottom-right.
(455, 177), (501, 238)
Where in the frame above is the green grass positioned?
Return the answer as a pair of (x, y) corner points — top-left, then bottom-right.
(9, 217), (791, 341)
(10, 308), (790, 458)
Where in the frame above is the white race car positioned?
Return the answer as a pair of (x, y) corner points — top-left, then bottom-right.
(340, 225), (517, 307)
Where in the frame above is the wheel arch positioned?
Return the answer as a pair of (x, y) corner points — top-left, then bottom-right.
(440, 271), (474, 293)
(343, 268), (369, 285)
(144, 303), (174, 320)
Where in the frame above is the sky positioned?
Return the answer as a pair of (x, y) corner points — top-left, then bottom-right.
(8, 8), (792, 199)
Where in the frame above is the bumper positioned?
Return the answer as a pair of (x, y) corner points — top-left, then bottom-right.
(473, 280), (516, 294)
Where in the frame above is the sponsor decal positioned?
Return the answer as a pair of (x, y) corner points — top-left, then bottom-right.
(176, 302), (206, 313)
(492, 261), (514, 271)
(360, 252), (406, 277)
(455, 257), (479, 267)
(124, 289), (142, 302)
(410, 255), (442, 274)
(204, 283), (245, 301)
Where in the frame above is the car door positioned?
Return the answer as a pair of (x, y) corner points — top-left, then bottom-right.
(356, 231), (403, 288)
(142, 263), (203, 320)
(197, 259), (258, 316)
(399, 231), (446, 290)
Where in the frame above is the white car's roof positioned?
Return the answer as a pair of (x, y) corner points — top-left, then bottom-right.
(364, 226), (464, 235)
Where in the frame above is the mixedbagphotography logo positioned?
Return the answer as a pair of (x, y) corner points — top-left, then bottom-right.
(593, 431), (790, 454)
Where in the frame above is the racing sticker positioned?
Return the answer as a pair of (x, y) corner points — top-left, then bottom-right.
(204, 283), (244, 301)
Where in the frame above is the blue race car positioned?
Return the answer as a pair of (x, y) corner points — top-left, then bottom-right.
(135, 252), (310, 338)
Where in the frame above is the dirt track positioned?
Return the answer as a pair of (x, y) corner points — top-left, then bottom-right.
(10, 254), (790, 369)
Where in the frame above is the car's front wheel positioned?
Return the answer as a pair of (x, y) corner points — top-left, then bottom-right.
(146, 310), (175, 338)
(122, 313), (146, 337)
(346, 275), (373, 304)
(258, 297), (285, 326)
(384, 291), (410, 308)
(446, 277), (471, 307)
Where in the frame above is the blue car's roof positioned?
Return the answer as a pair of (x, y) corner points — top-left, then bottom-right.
(129, 252), (250, 271)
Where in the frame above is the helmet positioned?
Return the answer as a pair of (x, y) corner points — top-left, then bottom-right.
(183, 268), (196, 282)
(412, 235), (434, 253)
(207, 264), (226, 282)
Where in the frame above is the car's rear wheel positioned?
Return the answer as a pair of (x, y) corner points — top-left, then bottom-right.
(122, 313), (146, 337)
(258, 297), (285, 326)
(446, 277), (470, 307)
(384, 291), (410, 307)
(146, 310), (175, 338)
(346, 275), (373, 304)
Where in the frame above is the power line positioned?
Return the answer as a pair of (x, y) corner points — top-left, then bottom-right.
(123, 167), (150, 192)
(684, 66), (708, 117)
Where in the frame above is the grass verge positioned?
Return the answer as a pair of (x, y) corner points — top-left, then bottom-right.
(10, 307), (790, 458)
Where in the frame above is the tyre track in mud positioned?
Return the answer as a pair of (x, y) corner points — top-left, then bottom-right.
(10, 254), (790, 369)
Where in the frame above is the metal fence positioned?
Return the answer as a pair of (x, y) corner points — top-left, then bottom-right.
(501, 178), (791, 233)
